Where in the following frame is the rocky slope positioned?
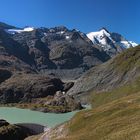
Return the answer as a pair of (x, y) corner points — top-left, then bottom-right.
(68, 45), (140, 100)
(0, 29), (35, 73)
(2, 23), (110, 79)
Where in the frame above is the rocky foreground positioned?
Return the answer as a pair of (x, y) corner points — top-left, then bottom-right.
(0, 119), (31, 140)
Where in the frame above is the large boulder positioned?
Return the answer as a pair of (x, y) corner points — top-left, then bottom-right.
(0, 120), (30, 140)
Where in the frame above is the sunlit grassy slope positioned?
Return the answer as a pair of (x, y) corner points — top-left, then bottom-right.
(91, 77), (140, 108)
(113, 45), (140, 74)
(57, 79), (140, 140)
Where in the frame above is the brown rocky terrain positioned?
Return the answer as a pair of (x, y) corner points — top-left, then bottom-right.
(0, 70), (82, 112)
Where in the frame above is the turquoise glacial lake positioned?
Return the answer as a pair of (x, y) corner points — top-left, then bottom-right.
(0, 107), (79, 127)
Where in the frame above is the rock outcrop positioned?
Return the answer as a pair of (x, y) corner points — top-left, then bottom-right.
(32, 92), (83, 113)
(0, 119), (30, 140)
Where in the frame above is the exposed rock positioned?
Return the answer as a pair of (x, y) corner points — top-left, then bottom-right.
(0, 69), (12, 83)
(0, 119), (9, 127)
(0, 119), (30, 140)
(0, 74), (64, 103)
(32, 94), (83, 113)
(68, 46), (140, 98)
(0, 72), (81, 113)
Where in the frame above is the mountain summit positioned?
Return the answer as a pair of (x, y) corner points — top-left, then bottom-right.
(87, 28), (138, 56)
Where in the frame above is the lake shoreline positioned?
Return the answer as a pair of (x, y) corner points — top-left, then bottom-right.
(0, 105), (90, 128)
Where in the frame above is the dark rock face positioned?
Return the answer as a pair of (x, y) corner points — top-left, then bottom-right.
(42, 29), (110, 70)
(111, 32), (125, 42)
(0, 30), (32, 64)
(0, 119), (30, 140)
(0, 69), (12, 83)
(0, 119), (9, 127)
(0, 74), (65, 103)
(0, 30), (36, 73)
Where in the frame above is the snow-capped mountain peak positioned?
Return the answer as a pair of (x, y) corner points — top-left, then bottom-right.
(87, 28), (138, 56)
(87, 28), (114, 45)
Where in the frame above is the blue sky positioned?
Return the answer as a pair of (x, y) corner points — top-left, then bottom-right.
(0, 0), (139, 43)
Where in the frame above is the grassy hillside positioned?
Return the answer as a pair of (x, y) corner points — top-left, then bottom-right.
(113, 46), (140, 74)
(50, 79), (140, 140)
(91, 77), (140, 108)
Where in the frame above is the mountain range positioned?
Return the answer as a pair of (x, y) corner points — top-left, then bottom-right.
(0, 22), (138, 80)
(0, 22), (139, 140)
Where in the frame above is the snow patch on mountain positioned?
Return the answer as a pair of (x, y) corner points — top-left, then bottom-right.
(6, 27), (34, 34)
(66, 36), (70, 39)
(129, 41), (138, 47)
